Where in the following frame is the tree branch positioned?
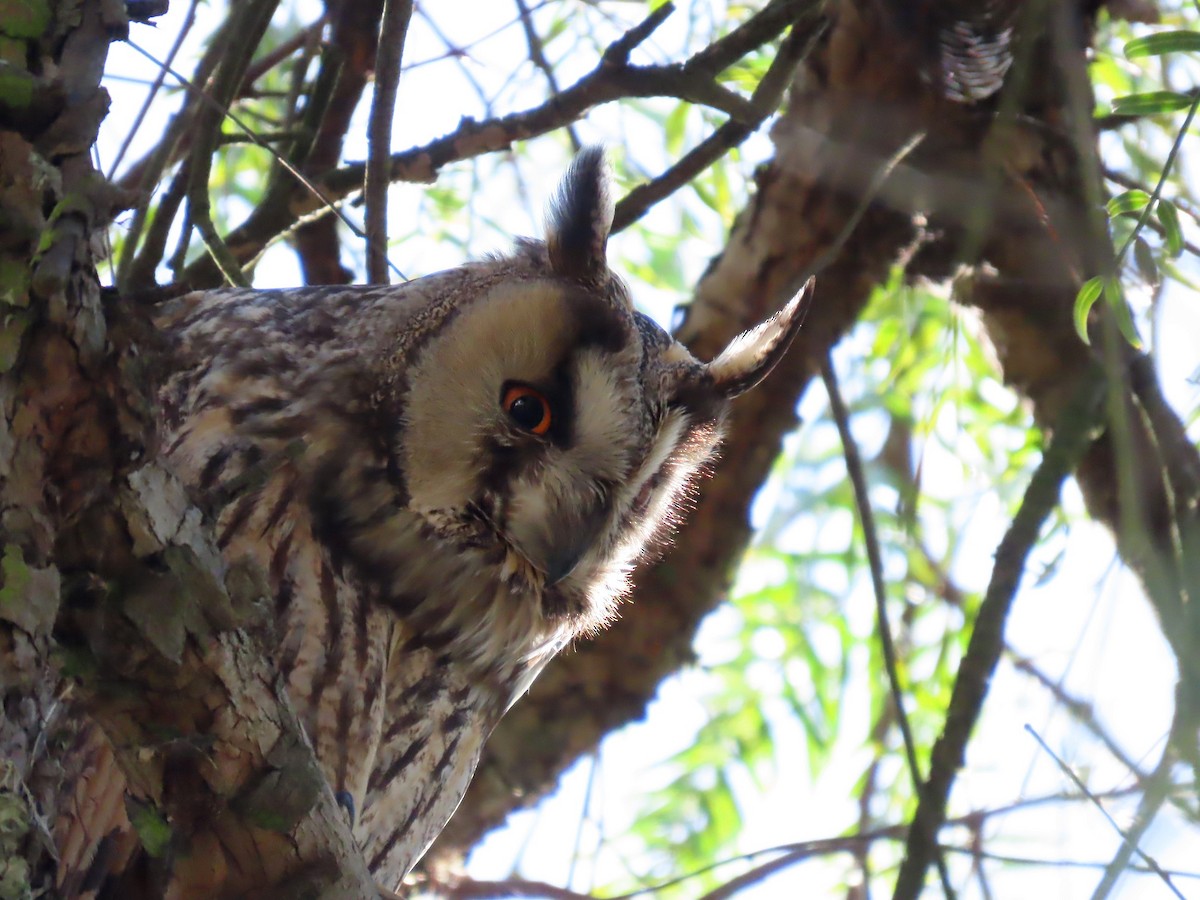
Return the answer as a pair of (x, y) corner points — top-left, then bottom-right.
(292, 1), (383, 285)
(612, 10), (824, 232)
(513, 0), (581, 152)
(892, 368), (1107, 900)
(365, 0), (413, 284)
(823, 352), (954, 898)
(1, 1), (380, 893)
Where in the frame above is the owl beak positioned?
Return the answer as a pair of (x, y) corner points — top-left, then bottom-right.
(706, 278), (814, 398)
(538, 506), (608, 586)
(544, 549), (584, 585)
(541, 530), (595, 585)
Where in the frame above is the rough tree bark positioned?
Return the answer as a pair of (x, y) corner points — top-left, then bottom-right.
(1, 3), (375, 895)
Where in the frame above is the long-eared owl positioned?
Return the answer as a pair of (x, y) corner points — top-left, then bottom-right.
(61, 148), (810, 891)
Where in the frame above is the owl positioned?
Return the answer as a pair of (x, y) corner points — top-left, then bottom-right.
(54, 148), (810, 892)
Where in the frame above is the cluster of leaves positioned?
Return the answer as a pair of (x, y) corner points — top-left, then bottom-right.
(1079, 7), (1200, 348)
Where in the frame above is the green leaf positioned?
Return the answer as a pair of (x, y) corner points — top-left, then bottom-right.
(0, 0), (51, 39)
(1124, 31), (1200, 59)
(127, 798), (172, 858)
(1106, 189), (1150, 217)
(1133, 234), (1159, 287)
(1157, 199), (1184, 258)
(1102, 277), (1142, 349)
(1112, 91), (1195, 115)
(664, 102), (689, 156)
(1073, 276), (1103, 344)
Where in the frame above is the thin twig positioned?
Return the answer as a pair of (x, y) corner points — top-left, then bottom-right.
(279, 19), (359, 285)
(182, 0), (279, 285)
(808, 132), (926, 278)
(365, 0), (413, 284)
(941, 845), (1200, 881)
(133, 159), (188, 284)
(107, 0), (200, 182)
(113, 19), (326, 194)
(1026, 725), (1186, 900)
(435, 780), (1197, 900)
(1103, 166), (1200, 232)
(514, 0), (580, 151)
(242, 21), (326, 88)
(821, 355), (955, 898)
(686, 0), (811, 77)
(601, 2), (675, 65)
(1008, 653), (1147, 782)
(1091, 745), (1177, 899)
(418, 6), (495, 112)
(442, 879), (595, 900)
(116, 12), (225, 288)
(612, 10), (826, 232)
(125, 41), (400, 282)
(1115, 93), (1200, 267)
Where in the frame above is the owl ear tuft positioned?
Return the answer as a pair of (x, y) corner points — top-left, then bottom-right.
(546, 146), (614, 281)
(707, 278), (815, 398)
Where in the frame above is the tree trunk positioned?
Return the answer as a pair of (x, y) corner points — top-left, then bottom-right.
(0, 3), (376, 895)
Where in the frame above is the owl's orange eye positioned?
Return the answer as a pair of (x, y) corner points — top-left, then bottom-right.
(502, 384), (553, 435)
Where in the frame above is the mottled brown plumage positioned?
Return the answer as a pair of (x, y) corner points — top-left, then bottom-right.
(55, 149), (810, 892)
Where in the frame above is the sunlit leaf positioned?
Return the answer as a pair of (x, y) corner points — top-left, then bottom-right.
(1124, 31), (1200, 58)
(1073, 276), (1104, 344)
(1157, 198), (1184, 258)
(1112, 91), (1195, 114)
(1106, 189), (1150, 217)
(1102, 276), (1143, 349)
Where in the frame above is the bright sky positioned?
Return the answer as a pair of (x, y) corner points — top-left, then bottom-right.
(97, 3), (1200, 897)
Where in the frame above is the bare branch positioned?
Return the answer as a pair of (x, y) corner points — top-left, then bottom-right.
(1008, 652), (1147, 781)
(1091, 727), (1184, 899)
(823, 353), (954, 898)
(292, 2), (382, 285)
(514, 0), (580, 151)
(613, 10), (825, 232)
(105, 0), (200, 185)
(601, 1), (676, 66)
(1026, 725), (1186, 900)
(365, 0), (414, 284)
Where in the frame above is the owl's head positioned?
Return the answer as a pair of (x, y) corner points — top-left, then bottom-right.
(392, 148), (809, 635)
